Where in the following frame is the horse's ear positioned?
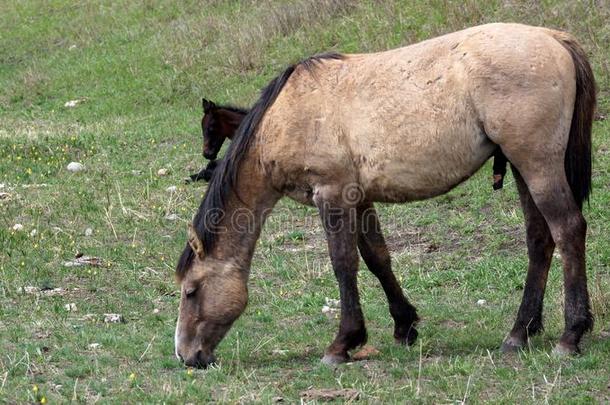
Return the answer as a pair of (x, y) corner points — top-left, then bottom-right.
(187, 223), (205, 260)
(202, 98), (215, 113)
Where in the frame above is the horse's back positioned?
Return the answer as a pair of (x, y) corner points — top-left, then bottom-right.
(258, 24), (578, 203)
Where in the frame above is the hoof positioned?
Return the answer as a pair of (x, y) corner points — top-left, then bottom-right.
(552, 342), (578, 356)
(321, 353), (349, 365)
(501, 337), (526, 353)
(394, 326), (418, 346)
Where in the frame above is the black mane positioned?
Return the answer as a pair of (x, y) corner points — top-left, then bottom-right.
(177, 52), (344, 278)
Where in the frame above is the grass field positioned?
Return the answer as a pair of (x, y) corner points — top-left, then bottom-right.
(1, 0), (609, 403)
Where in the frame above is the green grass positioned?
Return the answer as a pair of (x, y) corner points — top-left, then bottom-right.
(1, 0), (609, 402)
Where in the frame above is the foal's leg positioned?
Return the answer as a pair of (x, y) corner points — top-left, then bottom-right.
(501, 167), (555, 352)
(357, 204), (419, 345)
(188, 167), (208, 183)
(316, 194), (367, 364)
(512, 165), (593, 354)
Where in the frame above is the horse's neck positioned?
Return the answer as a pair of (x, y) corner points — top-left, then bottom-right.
(213, 154), (279, 266)
(222, 110), (247, 139)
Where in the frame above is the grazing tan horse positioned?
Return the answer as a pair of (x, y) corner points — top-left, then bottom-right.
(174, 23), (595, 368)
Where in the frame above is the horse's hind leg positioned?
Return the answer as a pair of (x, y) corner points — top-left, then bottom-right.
(501, 167), (555, 352)
(509, 163), (593, 354)
(357, 204), (419, 345)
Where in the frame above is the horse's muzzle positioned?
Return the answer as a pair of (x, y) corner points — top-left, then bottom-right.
(181, 350), (216, 369)
(203, 149), (217, 160)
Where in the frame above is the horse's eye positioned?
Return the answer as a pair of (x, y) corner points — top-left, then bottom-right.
(185, 287), (197, 298)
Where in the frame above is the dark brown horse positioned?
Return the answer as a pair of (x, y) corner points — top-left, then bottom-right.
(188, 99), (248, 182)
(174, 23), (595, 368)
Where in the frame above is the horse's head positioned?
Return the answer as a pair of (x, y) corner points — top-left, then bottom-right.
(201, 98), (226, 160)
(201, 99), (223, 160)
(174, 224), (248, 368)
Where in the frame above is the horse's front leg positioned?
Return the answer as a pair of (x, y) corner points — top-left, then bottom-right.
(315, 191), (367, 365)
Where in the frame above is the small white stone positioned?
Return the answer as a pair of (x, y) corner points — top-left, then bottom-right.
(325, 297), (340, 308)
(64, 303), (78, 312)
(165, 213), (179, 221)
(131, 170), (142, 176)
(12, 223), (24, 231)
(84, 228), (93, 237)
(69, 45), (77, 51)
(157, 168), (169, 176)
(64, 99), (82, 108)
(166, 185), (177, 193)
(103, 313), (124, 323)
(30, 229), (37, 237)
(22, 286), (40, 294)
(88, 343), (101, 350)
(153, 308), (160, 314)
(476, 299), (487, 306)
(67, 162), (85, 172)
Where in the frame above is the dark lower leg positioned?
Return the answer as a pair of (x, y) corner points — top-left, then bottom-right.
(524, 175), (593, 354)
(555, 215), (593, 353)
(188, 160), (218, 182)
(357, 204), (418, 345)
(318, 202), (367, 363)
(503, 168), (555, 351)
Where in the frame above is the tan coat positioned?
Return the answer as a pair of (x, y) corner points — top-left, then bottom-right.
(257, 23), (575, 204)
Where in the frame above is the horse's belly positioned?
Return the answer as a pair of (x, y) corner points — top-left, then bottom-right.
(361, 132), (495, 202)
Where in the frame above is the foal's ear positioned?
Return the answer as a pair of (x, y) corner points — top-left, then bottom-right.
(187, 223), (205, 260)
(202, 98), (215, 113)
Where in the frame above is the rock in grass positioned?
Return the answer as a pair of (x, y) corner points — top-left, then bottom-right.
(300, 388), (360, 402)
(166, 185), (177, 193)
(67, 162), (85, 173)
(64, 99), (84, 108)
(63, 255), (104, 267)
(11, 223), (24, 231)
(165, 213), (179, 221)
(104, 313), (124, 323)
(157, 168), (170, 176)
(88, 343), (101, 350)
(22, 286), (40, 294)
(476, 299), (487, 306)
(84, 228), (93, 237)
(64, 303), (77, 312)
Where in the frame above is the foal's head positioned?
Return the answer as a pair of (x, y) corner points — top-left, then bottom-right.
(201, 98), (246, 160)
(201, 98), (224, 160)
(174, 224), (248, 368)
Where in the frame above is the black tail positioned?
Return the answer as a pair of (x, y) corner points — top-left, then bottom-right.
(553, 32), (596, 209)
